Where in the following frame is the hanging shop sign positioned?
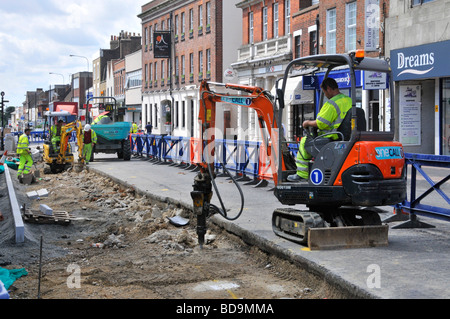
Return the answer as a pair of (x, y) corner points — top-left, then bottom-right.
(154, 31), (171, 58)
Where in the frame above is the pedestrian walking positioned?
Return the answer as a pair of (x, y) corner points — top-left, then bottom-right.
(145, 122), (153, 135)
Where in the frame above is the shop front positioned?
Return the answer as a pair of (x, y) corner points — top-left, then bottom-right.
(391, 40), (450, 155)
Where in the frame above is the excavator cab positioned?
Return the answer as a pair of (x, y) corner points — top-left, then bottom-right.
(272, 51), (407, 248)
(194, 51), (407, 249)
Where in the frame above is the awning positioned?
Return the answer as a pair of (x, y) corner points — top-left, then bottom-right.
(272, 76), (314, 106)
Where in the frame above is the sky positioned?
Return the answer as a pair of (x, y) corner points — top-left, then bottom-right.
(0, 0), (144, 108)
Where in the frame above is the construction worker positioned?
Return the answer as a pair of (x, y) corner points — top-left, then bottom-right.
(17, 128), (33, 180)
(130, 122), (138, 134)
(92, 113), (111, 125)
(50, 119), (64, 153)
(288, 78), (352, 182)
(82, 124), (97, 164)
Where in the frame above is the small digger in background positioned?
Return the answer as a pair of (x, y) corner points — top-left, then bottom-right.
(42, 111), (85, 173)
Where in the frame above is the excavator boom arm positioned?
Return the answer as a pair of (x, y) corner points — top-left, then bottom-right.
(198, 80), (282, 183)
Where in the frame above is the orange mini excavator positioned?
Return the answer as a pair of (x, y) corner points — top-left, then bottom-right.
(191, 51), (407, 250)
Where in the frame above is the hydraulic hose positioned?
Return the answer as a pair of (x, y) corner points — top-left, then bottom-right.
(201, 90), (245, 221)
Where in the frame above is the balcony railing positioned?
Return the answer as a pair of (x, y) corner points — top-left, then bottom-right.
(236, 36), (291, 62)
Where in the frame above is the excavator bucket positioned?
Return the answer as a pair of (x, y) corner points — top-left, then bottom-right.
(307, 225), (389, 250)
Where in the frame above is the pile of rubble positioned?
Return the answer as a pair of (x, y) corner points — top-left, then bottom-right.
(24, 168), (216, 254)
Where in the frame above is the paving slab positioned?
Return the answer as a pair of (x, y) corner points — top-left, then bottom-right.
(88, 154), (450, 299)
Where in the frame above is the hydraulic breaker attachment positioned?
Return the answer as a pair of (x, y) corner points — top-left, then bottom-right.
(191, 170), (214, 248)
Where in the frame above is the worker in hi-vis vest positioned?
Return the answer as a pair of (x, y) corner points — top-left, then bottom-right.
(17, 128), (33, 179)
(50, 119), (64, 153)
(130, 122), (138, 134)
(82, 124), (97, 164)
(287, 78), (352, 182)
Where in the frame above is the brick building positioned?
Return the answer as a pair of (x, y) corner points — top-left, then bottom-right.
(139, 0), (242, 137)
(232, 0), (299, 140)
(231, 0), (389, 141)
(317, 0), (390, 134)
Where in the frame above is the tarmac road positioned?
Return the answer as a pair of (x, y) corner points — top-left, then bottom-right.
(86, 153), (450, 299)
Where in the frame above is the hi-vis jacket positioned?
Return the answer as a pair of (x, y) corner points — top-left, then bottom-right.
(316, 93), (352, 140)
(17, 134), (30, 155)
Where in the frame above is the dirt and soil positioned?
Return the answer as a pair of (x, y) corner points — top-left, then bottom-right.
(0, 164), (350, 299)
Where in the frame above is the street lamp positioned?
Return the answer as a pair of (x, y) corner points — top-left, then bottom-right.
(1, 91), (10, 151)
(49, 72), (65, 84)
(69, 54), (89, 72)
(70, 54), (91, 119)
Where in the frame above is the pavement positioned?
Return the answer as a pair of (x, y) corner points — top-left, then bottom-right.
(84, 153), (449, 299)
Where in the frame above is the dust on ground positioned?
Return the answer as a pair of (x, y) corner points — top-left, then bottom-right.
(1, 165), (350, 299)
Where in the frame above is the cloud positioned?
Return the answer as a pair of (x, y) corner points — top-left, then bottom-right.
(0, 0), (142, 107)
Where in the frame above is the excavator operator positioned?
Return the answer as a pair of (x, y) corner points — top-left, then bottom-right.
(288, 77), (352, 182)
(50, 119), (64, 153)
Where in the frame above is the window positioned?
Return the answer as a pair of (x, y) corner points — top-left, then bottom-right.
(126, 70), (142, 89)
(346, 1), (357, 52)
(199, 50), (203, 77)
(149, 25), (153, 50)
(412, 0), (435, 5)
(249, 12), (254, 44)
(309, 30), (317, 55)
(181, 55), (185, 77)
(326, 8), (336, 54)
(273, 3), (279, 38)
(175, 101), (179, 128)
(285, 0), (290, 35)
(162, 20), (165, 31)
(294, 35), (301, 58)
(175, 57), (179, 82)
(149, 63), (153, 85)
(199, 5), (203, 28)
(175, 15), (179, 35)
(144, 27), (148, 47)
(181, 12), (186, 34)
(161, 60), (165, 80)
(189, 9), (194, 32)
(154, 62), (158, 83)
(190, 53), (194, 81)
(182, 101), (186, 128)
(206, 2), (211, 29)
(262, 7), (268, 41)
(144, 64), (148, 85)
(206, 49), (211, 77)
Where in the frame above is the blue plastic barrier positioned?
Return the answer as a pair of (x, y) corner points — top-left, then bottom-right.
(394, 153), (450, 228)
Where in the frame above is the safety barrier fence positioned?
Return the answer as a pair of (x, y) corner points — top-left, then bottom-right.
(393, 153), (450, 227)
(9, 131), (77, 143)
(4, 132), (449, 220)
(129, 133), (286, 185)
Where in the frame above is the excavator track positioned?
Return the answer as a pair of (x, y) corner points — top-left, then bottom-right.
(272, 207), (389, 250)
(272, 208), (325, 245)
